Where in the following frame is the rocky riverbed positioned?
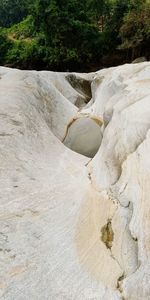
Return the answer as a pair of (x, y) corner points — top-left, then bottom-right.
(0, 62), (150, 299)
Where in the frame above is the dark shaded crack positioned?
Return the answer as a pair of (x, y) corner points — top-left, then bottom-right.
(101, 219), (114, 249)
(117, 273), (125, 292)
(132, 237), (138, 242)
(87, 169), (97, 190)
(0, 133), (13, 137)
(100, 214), (124, 271)
(117, 273), (127, 300)
(100, 218), (125, 283)
(127, 202), (139, 244)
(0, 248), (11, 253)
(66, 74), (92, 107)
(62, 117), (77, 143)
(85, 158), (92, 167)
(88, 172), (92, 182)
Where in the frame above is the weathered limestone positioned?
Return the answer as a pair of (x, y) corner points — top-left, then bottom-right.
(0, 62), (150, 299)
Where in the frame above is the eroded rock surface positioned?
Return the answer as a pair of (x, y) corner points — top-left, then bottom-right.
(0, 62), (150, 299)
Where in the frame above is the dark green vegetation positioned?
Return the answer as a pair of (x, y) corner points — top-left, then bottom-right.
(0, 0), (149, 71)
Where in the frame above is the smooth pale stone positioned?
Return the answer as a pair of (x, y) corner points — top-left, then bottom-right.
(63, 117), (103, 157)
(0, 62), (150, 300)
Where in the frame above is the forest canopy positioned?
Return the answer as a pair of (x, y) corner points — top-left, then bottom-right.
(0, 0), (149, 71)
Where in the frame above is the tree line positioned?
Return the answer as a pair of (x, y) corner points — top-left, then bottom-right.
(0, 0), (149, 71)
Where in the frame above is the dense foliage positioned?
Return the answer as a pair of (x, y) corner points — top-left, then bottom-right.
(0, 0), (149, 71)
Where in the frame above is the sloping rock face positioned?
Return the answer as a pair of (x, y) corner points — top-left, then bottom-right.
(0, 62), (150, 300)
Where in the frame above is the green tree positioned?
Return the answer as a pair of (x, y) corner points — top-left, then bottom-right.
(119, 1), (150, 59)
(104, 0), (131, 50)
(0, 0), (149, 71)
(0, 31), (11, 64)
(0, 0), (30, 27)
(31, 0), (102, 70)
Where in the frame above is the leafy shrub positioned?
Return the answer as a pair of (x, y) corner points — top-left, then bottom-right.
(0, 30), (12, 64)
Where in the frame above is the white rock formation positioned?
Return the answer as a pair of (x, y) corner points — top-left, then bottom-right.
(0, 62), (150, 300)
